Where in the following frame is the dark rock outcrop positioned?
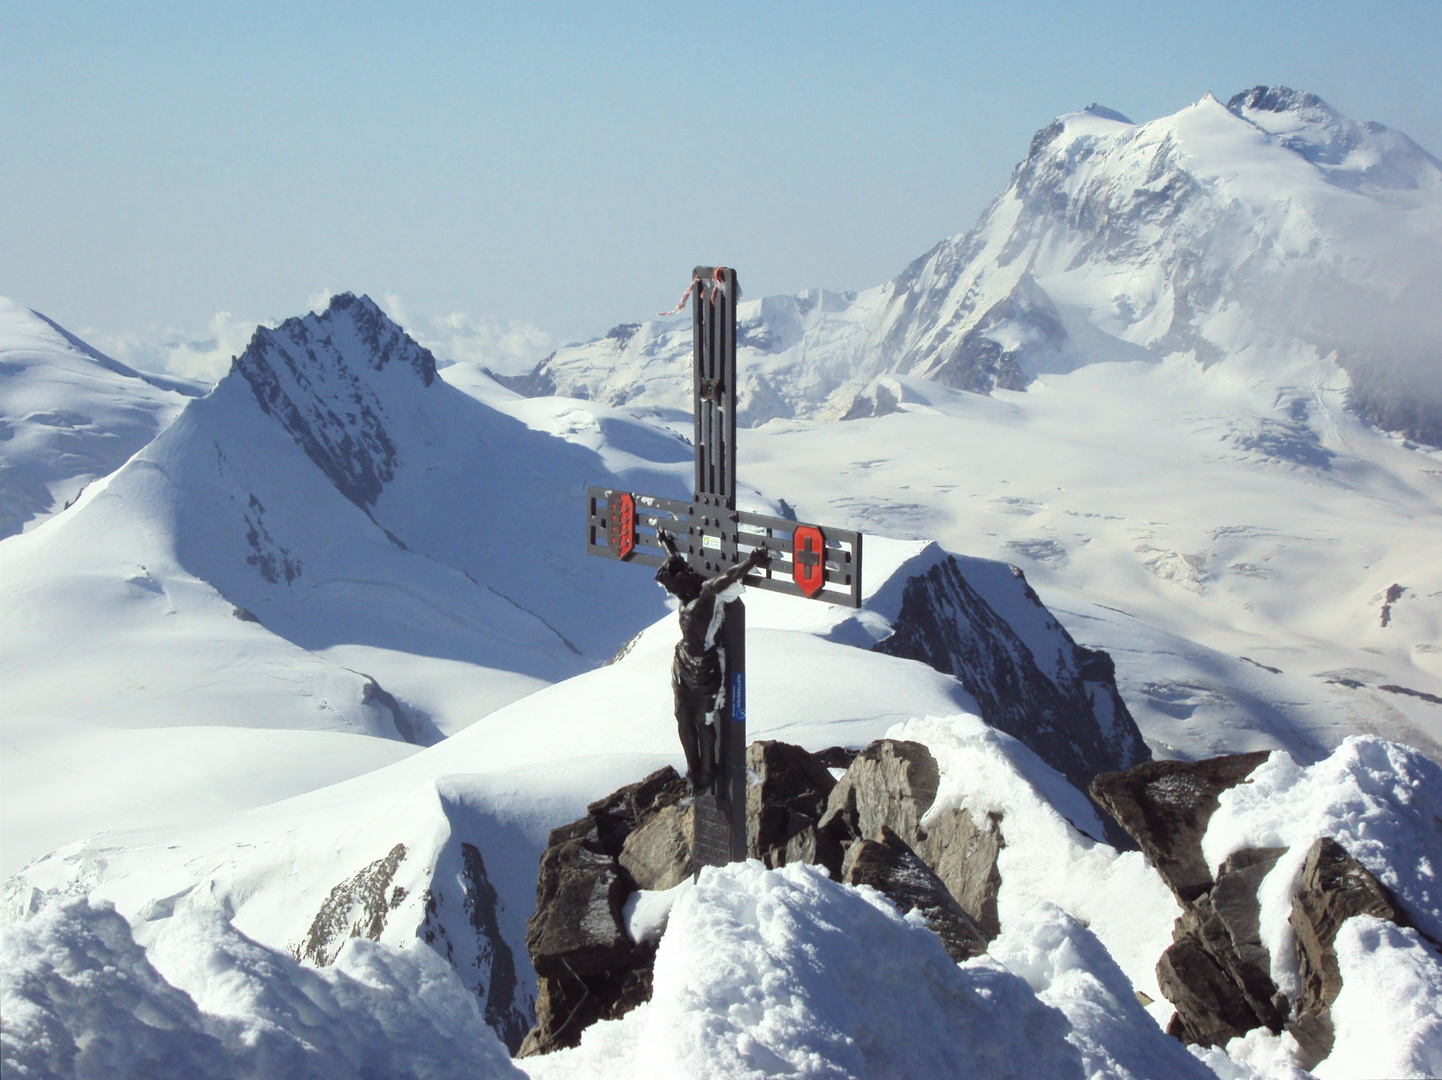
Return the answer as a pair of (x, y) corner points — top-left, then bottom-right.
(521, 742), (1009, 1055)
(818, 739), (940, 848)
(916, 807), (1005, 942)
(294, 832), (529, 1052)
(526, 834), (634, 978)
(746, 740), (837, 861)
(842, 826), (988, 963)
(620, 803), (694, 891)
(1090, 752), (1271, 903)
(296, 843), (408, 966)
(817, 739), (1005, 944)
(875, 554), (1149, 790)
(1094, 754), (1285, 1049)
(422, 842), (528, 1052)
(814, 746), (861, 772)
(1283, 836), (1414, 1064)
(518, 942), (657, 1059)
(518, 767), (688, 1057)
(1158, 847), (1288, 1046)
(1097, 752), (1428, 1063)
(233, 293), (437, 512)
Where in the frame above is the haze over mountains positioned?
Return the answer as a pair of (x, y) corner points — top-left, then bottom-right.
(3, 87), (1441, 1079)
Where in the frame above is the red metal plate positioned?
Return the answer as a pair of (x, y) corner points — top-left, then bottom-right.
(792, 525), (825, 597)
(607, 492), (635, 560)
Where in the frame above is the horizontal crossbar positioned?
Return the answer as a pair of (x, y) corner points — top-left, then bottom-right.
(585, 486), (863, 608)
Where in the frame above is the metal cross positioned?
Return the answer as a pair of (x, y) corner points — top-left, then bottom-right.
(584, 266), (863, 866)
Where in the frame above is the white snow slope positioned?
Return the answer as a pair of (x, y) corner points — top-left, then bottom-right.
(0, 294), (689, 872)
(0, 296), (203, 538)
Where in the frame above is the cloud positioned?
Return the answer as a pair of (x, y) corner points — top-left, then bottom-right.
(80, 293), (557, 385)
(84, 310), (271, 384)
(381, 299), (555, 376)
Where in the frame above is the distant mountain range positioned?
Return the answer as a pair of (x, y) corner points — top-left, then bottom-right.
(495, 87), (1442, 444)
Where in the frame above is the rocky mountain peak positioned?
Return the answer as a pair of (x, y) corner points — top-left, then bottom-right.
(230, 292), (438, 510)
(1080, 103), (1134, 125)
(1227, 85), (1334, 119)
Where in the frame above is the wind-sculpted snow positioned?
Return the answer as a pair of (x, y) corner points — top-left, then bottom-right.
(890, 713), (1181, 1007)
(523, 861), (1215, 1080)
(1318, 916), (1442, 1080)
(0, 895), (523, 1080)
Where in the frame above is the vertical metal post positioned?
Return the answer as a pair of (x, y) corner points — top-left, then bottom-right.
(723, 268), (737, 502)
(723, 598), (746, 861)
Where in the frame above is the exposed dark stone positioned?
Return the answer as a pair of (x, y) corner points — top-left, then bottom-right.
(296, 843), (407, 966)
(1168, 847), (1288, 1043)
(875, 555), (1149, 790)
(520, 769), (689, 1057)
(761, 820), (849, 879)
(420, 842), (528, 1052)
(813, 746), (861, 772)
(916, 807), (1004, 943)
(360, 676), (441, 746)
(233, 293), (437, 513)
(523, 745), (1011, 1054)
(1292, 837), (1409, 1018)
(586, 766), (688, 857)
(818, 739), (939, 849)
(1207, 848), (1288, 1023)
(1090, 752), (1271, 903)
(525, 836), (634, 979)
(842, 826), (988, 963)
(619, 803), (694, 892)
(1377, 683), (1442, 706)
(1158, 936), (1269, 1047)
(926, 275), (1057, 394)
(841, 380), (903, 420)
(746, 741), (836, 859)
(484, 360), (558, 399)
(516, 942), (658, 1057)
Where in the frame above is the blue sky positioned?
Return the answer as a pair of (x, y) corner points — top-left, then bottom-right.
(3, 1), (1439, 376)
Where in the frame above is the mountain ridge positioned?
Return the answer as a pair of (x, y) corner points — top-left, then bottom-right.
(494, 86), (1441, 444)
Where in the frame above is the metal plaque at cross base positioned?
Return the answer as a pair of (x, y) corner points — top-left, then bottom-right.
(582, 265), (863, 871)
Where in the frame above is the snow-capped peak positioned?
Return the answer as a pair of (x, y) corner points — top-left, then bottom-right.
(1226, 84), (1442, 191)
(493, 87), (1442, 445)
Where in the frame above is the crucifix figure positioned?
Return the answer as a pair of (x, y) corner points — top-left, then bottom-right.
(585, 266), (863, 867)
(654, 529), (769, 793)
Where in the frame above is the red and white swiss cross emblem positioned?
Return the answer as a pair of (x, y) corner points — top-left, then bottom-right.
(607, 492), (635, 560)
(792, 525), (825, 598)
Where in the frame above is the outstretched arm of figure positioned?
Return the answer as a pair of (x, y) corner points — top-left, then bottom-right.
(704, 544), (770, 595)
(655, 529), (680, 558)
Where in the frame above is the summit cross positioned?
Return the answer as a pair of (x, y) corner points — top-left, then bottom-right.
(584, 266), (863, 868)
